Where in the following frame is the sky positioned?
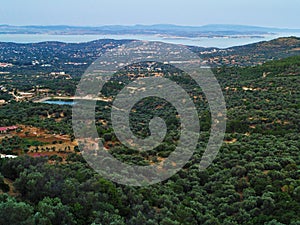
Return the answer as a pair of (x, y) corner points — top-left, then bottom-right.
(0, 0), (299, 28)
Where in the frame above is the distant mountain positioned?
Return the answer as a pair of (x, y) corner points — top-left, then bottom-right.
(1, 24), (300, 37)
(195, 24), (300, 32)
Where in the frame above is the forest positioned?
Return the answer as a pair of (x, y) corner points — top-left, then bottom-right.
(0, 51), (299, 224)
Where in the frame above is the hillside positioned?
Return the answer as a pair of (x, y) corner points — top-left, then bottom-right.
(190, 37), (300, 66)
(0, 36), (299, 68)
(0, 53), (299, 224)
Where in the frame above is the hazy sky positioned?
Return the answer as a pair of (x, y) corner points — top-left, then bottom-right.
(0, 0), (299, 28)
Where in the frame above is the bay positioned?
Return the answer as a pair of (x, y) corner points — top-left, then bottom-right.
(0, 33), (299, 48)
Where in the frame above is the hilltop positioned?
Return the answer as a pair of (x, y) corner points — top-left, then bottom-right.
(0, 37), (299, 69)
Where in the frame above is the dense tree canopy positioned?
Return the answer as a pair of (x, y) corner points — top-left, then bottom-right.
(0, 46), (299, 224)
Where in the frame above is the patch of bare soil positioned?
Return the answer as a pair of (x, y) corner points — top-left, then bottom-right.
(11, 125), (78, 160)
(0, 178), (19, 197)
(224, 138), (237, 144)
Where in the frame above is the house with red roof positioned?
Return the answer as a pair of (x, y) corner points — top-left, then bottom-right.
(0, 126), (18, 134)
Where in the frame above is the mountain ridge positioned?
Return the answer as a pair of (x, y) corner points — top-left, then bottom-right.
(1, 24), (300, 37)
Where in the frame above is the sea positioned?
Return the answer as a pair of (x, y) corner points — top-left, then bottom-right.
(0, 33), (300, 48)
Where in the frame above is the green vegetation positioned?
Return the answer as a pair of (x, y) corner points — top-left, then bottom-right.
(0, 102), (72, 134)
(0, 40), (299, 224)
(0, 136), (47, 155)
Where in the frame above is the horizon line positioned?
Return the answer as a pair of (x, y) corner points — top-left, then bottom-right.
(1, 23), (300, 30)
